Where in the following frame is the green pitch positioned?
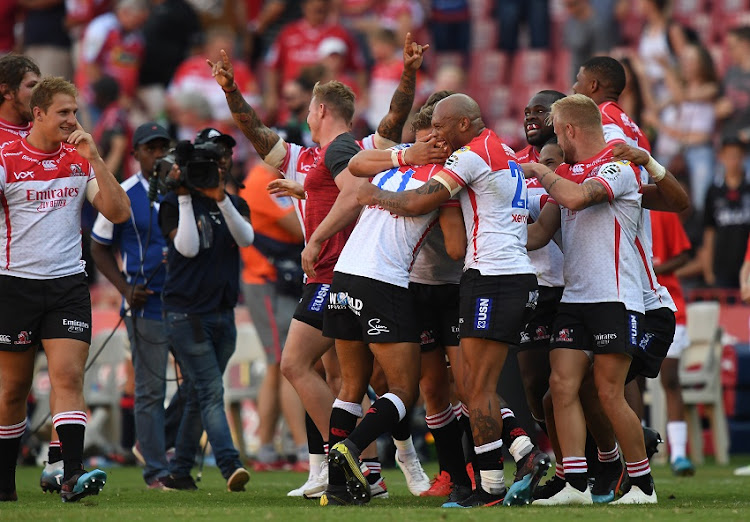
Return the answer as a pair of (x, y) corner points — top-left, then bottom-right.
(2, 461), (749, 521)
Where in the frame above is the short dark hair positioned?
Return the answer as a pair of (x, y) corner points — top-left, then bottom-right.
(424, 90), (455, 109)
(543, 135), (558, 146)
(581, 56), (627, 97)
(0, 54), (41, 105)
(730, 25), (750, 43)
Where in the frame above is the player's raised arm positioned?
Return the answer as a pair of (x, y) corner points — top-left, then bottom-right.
(210, 49), (287, 167)
(374, 32), (429, 148)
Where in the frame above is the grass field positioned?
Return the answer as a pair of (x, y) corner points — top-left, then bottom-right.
(2, 460), (749, 521)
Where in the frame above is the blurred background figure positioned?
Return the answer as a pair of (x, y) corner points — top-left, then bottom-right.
(136, 0), (201, 120)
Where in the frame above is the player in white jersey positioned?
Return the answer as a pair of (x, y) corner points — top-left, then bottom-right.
(358, 94), (538, 508)
(522, 94), (658, 506)
(0, 77), (129, 503)
(574, 57), (692, 467)
(210, 43), (426, 498)
(0, 55), (39, 149)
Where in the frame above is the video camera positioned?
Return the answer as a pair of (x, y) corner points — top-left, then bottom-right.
(154, 140), (222, 195)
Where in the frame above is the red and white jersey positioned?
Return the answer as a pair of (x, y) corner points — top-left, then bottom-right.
(77, 12), (145, 98)
(515, 144), (539, 163)
(265, 19), (364, 85)
(556, 145), (644, 312)
(0, 118), (32, 150)
(599, 101), (651, 153)
(527, 178), (565, 287)
(0, 139), (95, 279)
(168, 55), (261, 122)
(336, 149), (455, 288)
(277, 134), (376, 237)
(436, 129), (534, 276)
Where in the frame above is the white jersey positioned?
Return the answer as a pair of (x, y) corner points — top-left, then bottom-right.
(278, 134), (376, 236)
(0, 139), (95, 279)
(600, 118), (675, 313)
(435, 129), (534, 276)
(556, 146), (644, 312)
(526, 178), (565, 288)
(409, 224), (464, 285)
(335, 154), (454, 288)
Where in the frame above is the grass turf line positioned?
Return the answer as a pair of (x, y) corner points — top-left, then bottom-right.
(2, 460), (750, 521)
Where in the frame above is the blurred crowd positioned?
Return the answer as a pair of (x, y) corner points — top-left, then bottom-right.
(4, 0), (750, 294)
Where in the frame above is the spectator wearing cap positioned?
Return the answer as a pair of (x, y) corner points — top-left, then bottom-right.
(90, 122), (177, 490)
(318, 36), (359, 96)
(264, 0), (365, 124)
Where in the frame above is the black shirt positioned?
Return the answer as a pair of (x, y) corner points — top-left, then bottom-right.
(24, 4), (70, 47)
(159, 191), (250, 313)
(138, 0), (201, 86)
(703, 176), (750, 288)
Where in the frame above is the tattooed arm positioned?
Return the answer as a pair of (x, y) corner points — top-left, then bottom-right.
(357, 177), (451, 217)
(208, 49), (286, 164)
(374, 33), (429, 147)
(523, 162), (610, 211)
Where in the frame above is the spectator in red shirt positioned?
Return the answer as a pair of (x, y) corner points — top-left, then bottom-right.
(0, 1), (22, 55)
(168, 26), (261, 129)
(650, 209), (695, 476)
(91, 75), (133, 181)
(76, 0), (149, 125)
(264, 0), (365, 124)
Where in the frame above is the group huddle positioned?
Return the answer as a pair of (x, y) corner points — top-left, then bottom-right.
(214, 33), (688, 508)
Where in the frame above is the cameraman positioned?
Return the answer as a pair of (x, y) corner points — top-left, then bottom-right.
(158, 134), (254, 492)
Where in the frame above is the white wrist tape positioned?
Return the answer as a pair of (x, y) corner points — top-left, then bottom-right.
(646, 155), (667, 182)
(263, 138), (287, 169)
(391, 149), (400, 168)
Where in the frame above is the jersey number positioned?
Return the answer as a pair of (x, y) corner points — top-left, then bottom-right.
(508, 161), (527, 209)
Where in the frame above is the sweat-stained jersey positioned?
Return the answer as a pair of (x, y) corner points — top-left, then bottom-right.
(0, 139), (95, 279)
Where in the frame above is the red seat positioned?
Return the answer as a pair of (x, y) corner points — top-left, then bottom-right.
(469, 50), (510, 88)
(471, 19), (498, 51)
(552, 49), (573, 94)
(511, 49), (551, 88)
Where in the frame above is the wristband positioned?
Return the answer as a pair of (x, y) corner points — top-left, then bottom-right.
(222, 84), (238, 93)
(397, 148), (408, 167)
(391, 149), (400, 168)
(646, 155), (666, 182)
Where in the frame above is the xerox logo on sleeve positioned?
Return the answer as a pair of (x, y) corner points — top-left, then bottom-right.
(474, 297), (492, 330)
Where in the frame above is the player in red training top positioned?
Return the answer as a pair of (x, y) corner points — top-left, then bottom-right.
(0, 54), (39, 148)
(0, 77), (129, 503)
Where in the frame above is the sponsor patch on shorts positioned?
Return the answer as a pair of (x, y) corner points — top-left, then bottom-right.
(307, 284), (330, 313)
(474, 297), (492, 330)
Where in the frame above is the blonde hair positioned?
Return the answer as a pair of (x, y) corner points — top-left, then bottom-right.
(312, 80), (355, 124)
(30, 76), (78, 113)
(549, 94), (602, 131)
